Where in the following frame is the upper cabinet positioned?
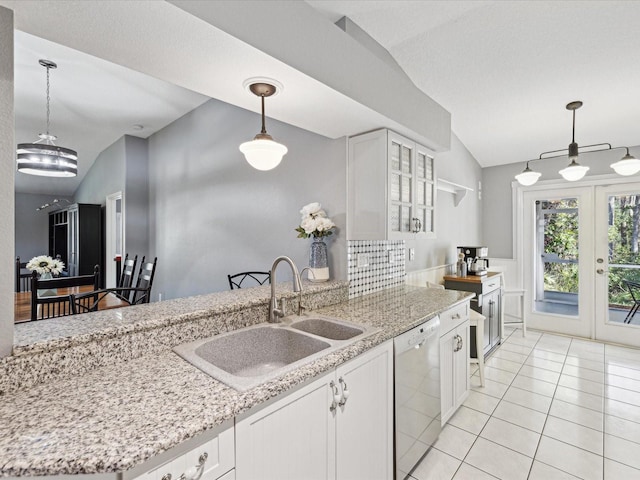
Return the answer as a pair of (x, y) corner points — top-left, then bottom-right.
(347, 129), (436, 240)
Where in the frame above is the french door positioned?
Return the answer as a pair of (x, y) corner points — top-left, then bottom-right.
(523, 187), (594, 338)
(595, 184), (640, 345)
(521, 181), (640, 346)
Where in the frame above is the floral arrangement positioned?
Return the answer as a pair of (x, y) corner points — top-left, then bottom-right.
(295, 202), (336, 239)
(26, 255), (65, 276)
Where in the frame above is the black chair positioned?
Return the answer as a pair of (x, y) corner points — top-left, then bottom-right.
(228, 271), (271, 290)
(16, 257), (31, 292)
(624, 280), (640, 324)
(30, 265), (100, 322)
(70, 257), (158, 313)
(118, 254), (138, 290)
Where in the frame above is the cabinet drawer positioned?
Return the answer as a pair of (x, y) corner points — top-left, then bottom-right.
(481, 277), (501, 295)
(440, 302), (469, 334)
(130, 424), (234, 480)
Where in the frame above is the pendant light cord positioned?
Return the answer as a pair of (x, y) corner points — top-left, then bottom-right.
(260, 95), (267, 135)
(571, 108), (576, 144)
(45, 64), (51, 136)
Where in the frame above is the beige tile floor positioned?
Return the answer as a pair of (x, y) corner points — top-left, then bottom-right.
(410, 326), (640, 480)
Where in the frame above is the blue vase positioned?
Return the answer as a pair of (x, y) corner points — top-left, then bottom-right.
(37, 271), (57, 297)
(308, 237), (329, 282)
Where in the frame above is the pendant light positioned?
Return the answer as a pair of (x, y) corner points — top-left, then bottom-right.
(558, 101), (589, 182)
(515, 100), (639, 186)
(239, 80), (288, 171)
(17, 59), (78, 177)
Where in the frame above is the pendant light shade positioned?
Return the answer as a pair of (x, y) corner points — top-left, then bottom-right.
(559, 159), (589, 181)
(610, 151), (640, 176)
(515, 100), (638, 186)
(514, 163), (541, 186)
(16, 59), (78, 177)
(239, 80), (287, 171)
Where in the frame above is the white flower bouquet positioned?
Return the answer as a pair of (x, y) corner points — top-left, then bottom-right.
(295, 202), (336, 239)
(26, 255), (65, 276)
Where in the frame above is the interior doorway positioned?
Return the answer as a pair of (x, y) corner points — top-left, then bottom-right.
(105, 192), (124, 288)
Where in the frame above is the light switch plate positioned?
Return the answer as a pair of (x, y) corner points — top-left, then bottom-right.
(388, 250), (395, 264)
(357, 253), (369, 268)
(409, 248), (415, 261)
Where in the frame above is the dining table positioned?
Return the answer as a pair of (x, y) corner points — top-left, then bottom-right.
(14, 286), (129, 323)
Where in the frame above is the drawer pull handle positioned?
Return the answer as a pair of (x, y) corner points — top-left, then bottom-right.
(178, 452), (209, 480)
(452, 313), (461, 319)
(338, 377), (350, 406)
(330, 381), (340, 412)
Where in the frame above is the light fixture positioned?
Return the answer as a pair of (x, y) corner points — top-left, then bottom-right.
(17, 59), (78, 177)
(239, 80), (288, 171)
(515, 100), (639, 186)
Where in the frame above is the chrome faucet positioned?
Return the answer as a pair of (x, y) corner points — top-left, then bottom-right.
(269, 256), (302, 322)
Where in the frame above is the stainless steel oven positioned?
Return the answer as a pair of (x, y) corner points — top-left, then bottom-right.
(394, 315), (441, 480)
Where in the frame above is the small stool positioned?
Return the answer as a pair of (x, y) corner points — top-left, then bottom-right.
(501, 286), (526, 340)
(469, 309), (485, 387)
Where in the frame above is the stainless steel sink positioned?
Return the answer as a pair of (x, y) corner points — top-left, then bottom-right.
(174, 315), (378, 391)
(289, 317), (364, 340)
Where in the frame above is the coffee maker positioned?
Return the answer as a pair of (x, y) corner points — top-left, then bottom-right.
(458, 246), (489, 276)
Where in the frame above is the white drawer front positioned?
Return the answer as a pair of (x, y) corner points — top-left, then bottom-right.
(440, 302), (469, 335)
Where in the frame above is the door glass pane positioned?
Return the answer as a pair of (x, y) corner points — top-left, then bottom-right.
(417, 153), (426, 179)
(605, 194), (640, 325)
(391, 142), (400, 171)
(401, 206), (411, 232)
(425, 156), (433, 181)
(401, 176), (411, 203)
(390, 204), (400, 232)
(535, 198), (579, 316)
(425, 184), (433, 207)
(390, 174), (400, 202)
(417, 181), (426, 206)
(401, 146), (411, 174)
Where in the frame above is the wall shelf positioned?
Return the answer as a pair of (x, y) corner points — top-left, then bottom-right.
(437, 178), (474, 206)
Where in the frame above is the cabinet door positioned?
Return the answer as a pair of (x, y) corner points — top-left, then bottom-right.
(67, 206), (78, 276)
(388, 131), (415, 237)
(335, 341), (393, 480)
(414, 144), (436, 238)
(440, 327), (457, 424)
(454, 323), (470, 408)
(487, 289), (501, 349)
(235, 371), (335, 480)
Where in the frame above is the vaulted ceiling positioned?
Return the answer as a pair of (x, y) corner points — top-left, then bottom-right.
(307, 0), (640, 168)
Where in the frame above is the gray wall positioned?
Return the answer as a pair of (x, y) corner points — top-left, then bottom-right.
(0, 6), (13, 357)
(74, 134), (149, 259)
(483, 147), (640, 258)
(15, 193), (73, 262)
(124, 136), (149, 257)
(74, 136), (126, 204)
(148, 97), (346, 300)
(406, 133), (483, 270)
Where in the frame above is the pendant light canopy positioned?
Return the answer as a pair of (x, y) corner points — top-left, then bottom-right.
(515, 100), (639, 186)
(17, 59), (78, 177)
(239, 80), (288, 171)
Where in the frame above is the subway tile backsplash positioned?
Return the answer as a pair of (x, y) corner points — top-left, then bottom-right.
(347, 240), (406, 298)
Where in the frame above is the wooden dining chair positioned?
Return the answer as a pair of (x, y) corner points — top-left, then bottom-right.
(228, 271), (271, 290)
(15, 257), (30, 292)
(70, 257), (158, 313)
(30, 265), (100, 322)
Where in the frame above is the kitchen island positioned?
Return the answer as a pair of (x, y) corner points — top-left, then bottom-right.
(0, 283), (472, 478)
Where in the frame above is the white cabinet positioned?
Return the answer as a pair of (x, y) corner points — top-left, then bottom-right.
(235, 341), (393, 480)
(127, 422), (235, 480)
(439, 302), (470, 425)
(347, 129), (436, 240)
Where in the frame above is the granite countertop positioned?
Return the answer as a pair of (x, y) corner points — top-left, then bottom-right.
(0, 285), (472, 477)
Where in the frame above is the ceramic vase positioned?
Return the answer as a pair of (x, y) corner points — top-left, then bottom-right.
(308, 237), (329, 282)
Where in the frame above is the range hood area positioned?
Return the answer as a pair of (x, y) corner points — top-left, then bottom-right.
(1, 0), (451, 153)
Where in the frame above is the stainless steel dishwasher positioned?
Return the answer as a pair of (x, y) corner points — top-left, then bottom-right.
(394, 315), (441, 480)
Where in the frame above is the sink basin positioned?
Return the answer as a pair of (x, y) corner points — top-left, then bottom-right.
(174, 316), (378, 392)
(290, 317), (364, 340)
(194, 326), (330, 377)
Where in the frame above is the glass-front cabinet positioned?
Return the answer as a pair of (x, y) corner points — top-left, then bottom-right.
(348, 129), (436, 240)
